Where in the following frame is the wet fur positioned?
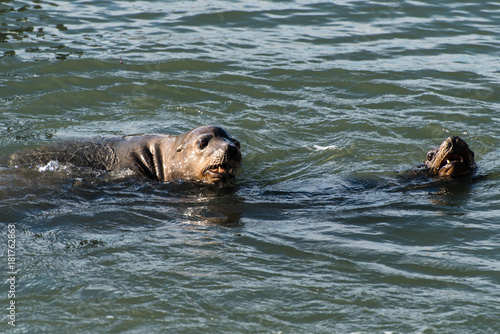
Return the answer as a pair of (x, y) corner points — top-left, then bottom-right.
(9, 126), (242, 185)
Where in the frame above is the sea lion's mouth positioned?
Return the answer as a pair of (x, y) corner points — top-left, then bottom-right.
(437, 152), (470, 177)
(204, 162), (238, 182)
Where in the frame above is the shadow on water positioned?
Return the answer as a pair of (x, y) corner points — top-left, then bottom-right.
(0, 157), (486, 231)
(390, 170), (485, 206)
(0, 161), (245, 229)
(260, 171), (482, 202)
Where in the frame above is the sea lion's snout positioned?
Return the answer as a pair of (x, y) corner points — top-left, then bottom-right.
(202, 139), (241, 184)
(225, 139), (241, 158)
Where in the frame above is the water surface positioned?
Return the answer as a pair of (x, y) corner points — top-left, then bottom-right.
(1, 0), (500, 333)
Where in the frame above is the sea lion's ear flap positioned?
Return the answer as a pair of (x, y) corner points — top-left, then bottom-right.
(175, 134), (188, 153)
(176, 142), (185, 153)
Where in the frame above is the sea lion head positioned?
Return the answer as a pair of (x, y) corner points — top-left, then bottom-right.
(424, 136), (475, 177)
(174, 126), (241, 185)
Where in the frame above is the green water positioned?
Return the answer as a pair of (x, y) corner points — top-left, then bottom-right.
(1, 0), (500, 333)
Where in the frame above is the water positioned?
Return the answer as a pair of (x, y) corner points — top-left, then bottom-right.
(1, 0), (500, 333)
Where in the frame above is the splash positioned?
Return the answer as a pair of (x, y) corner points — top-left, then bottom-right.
(36, 161), (64, 172)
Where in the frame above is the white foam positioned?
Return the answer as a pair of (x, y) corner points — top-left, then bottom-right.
(311, 144), (339, 151)
(37, 160), (62, 172)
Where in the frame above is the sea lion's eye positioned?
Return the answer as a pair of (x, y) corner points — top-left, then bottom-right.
(232, 140), (240, 149)
(198, 138), (209, 150)
(426, 152), (435, 161)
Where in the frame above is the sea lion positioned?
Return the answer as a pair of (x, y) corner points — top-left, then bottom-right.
(423, 136), (475, 177)
(9, 126), (242, 185)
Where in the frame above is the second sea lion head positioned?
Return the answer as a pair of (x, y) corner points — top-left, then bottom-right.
(424, 136), (475, 177)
